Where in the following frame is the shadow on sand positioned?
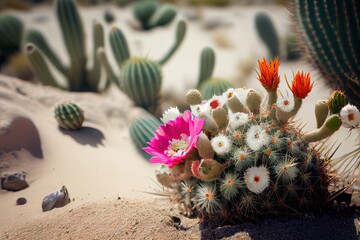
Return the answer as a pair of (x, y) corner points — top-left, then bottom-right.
(59, 126), (105, 147)
(200, 211), (359, 240)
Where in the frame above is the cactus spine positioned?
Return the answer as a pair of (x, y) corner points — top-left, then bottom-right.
(98, 20), (186, 113)
(133, 0), (177, 31)
(293, 0), (360, 107)
(129, 114), (161, 160)
(25, 0), (107, 92)
(54, 101), (84, 130)
(255, 12), (280, 60)
(197, 47), (233, 100)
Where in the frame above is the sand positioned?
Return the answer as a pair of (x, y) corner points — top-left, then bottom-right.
(0, 4), (359, 240)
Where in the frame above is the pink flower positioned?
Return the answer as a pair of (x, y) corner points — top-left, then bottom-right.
(143, 110), (205, 168)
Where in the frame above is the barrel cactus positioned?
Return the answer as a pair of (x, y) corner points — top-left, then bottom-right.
(0, 14), (23, 65)
(133, 0), (177, 31)
(25, 0), (107, 92)
(54, 100), (84, 130)
(98, 20), (186, 113)
(197, 47), (233, 100)
(255, 12), (280, 60)
(293, 0), (360, 108)
(142, 58), (350, 221)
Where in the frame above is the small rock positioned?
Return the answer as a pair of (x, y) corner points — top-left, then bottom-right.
(42, 186), (70, 212)
(16, 197), (27, 205)
(1, 172), (29, 191)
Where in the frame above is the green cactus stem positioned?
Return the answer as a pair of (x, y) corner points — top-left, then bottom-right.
(315, 100), (329, 128)
(200, 77), (233, 100)
(54, 100), (84, 130)
(246, 90), (262, 114)
(255, 12), (280, 59)
(328, 90), (347, 115)
(0, 14), (23, 61)
(129, 114), (161, 160)
(303, 115), (342, 143)
(25, 0), (107, 92)
(197, 47), (215, 88)
(293, 0), (360, 107)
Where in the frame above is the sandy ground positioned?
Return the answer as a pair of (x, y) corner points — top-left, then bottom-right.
(0, 4), (359, 240)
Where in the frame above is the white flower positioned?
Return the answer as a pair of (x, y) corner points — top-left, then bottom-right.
(246, 125), (271, 151)
(276, 94), (294, 112)
(244, 166), (270, 194)
(340, 104), (360, 128)
(229, 112), (249, 130)
(161, 107), (181, 123)
(211, 135), (231, 154)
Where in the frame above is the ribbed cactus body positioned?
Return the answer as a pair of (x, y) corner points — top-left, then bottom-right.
(197, 47), (215, 88)
(54, 101), (84, 130)
(328, 90), (347, 115)
(200, 77), (233, 100)
(255, 12), (280, 59)
(0, 14), (23, 59)
(25, 0), (106, 92)
(121, 58), (162, 111)
(133, 0), (176, 30)
(129, 114), (161, 160)
(294, 0), (360, 107)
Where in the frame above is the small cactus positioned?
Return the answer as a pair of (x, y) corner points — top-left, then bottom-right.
(129, 114), (162, 160)
(98, 20), (186, 113)
(197, 47), (233, 100)
(143, 58), (348, 221)
(54, 100), (84, 130)
(25, 0), (107, 92)
(133, 0), (177, 30)
(328, 90), (347, 115)
(255, 12), (280, 60)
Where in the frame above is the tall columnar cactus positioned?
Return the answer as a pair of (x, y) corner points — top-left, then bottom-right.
(25, 0), (107, 92)
(293, 0), (360, 107)
(98, 20), (186, 112)
(255, 12), (280, 60)
(197, 47), (234, 100)
(142, 58), (348, 221)
(129, 114), (162, 160)
(133, 0), (177, 31)
(54, 100), (84, 130)
(0, 14), (23, 64)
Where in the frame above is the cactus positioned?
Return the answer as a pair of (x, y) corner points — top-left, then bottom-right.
(285, 30), (302, 61)
(54, 100), (84, 130)
(104, 9), (115, 24)
(197, 47), (234, 100)
(98, 20), (186, 113)
(25, 0), (107, 92)
(129, 114), (161, 160)
(328, 90), (347, 115)
(255, 12), (280, 60)
(142, 58), (349, 221)
(0, 14), (23, 65)
(293, 0), (360, 107)
(133, 0), (177, 31)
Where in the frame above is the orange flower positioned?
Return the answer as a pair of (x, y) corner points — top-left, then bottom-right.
(288, 71), (313, 99)
(257, 58), (280, 91)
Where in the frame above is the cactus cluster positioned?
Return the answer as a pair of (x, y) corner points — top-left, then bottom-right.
(133, 0), (177, 31)
(98, 20), (186, 113)
(143, 58), (349, 221)
(0, 14), (23, 65)
(25, 0), (107, 92)
(54, 100), (84, 130)
(293, 0), (360, 108)
(197, 47), (233, 100)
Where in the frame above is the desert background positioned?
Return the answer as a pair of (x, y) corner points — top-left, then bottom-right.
(0, 1), (359, 239)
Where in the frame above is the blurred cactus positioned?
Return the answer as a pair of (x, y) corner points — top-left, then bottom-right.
(133, 0), (177, 31)
(197, 47), (233, 100)
(129, 114), (162, 160)
(25, 0), (107, 92)
(0, 14), (23, 65)
(255, 12), (280, 60)
(293, 0), (360, 107)
(188, 0), (230, 6)
(98, 20), (186, 113)
(54, 100), (84, 130)
(144, 58), (347, 221)
(104, 9), (115, 24)
(285, 30), (301, 61)
(113, 0), (139, 7)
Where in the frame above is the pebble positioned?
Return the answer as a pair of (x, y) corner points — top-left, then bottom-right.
(16, 197), (27, 205)
(1, 172), (29, 191)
